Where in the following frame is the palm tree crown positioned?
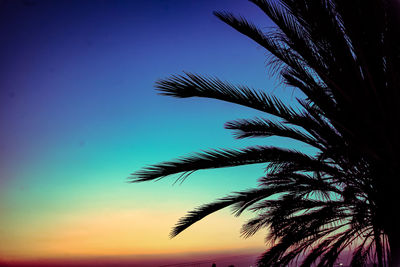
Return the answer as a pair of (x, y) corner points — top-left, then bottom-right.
(131, 0), (400, 266)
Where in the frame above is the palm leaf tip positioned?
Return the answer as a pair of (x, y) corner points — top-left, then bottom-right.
(169, 200), (234, 238)
(128, 167), (161, 183)
(129, 162), (183, 183)
(212, 10), (232, 22)
(170, 188), (275, 238)
(155, 72), (213, 98)
(213, 11), (250, 28)
(155, 75), (189, 98)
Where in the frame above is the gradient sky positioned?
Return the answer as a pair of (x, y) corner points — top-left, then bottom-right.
(0, 0), (310, 265)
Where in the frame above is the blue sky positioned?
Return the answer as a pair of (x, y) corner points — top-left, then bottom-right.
(0, 0), (310, 264)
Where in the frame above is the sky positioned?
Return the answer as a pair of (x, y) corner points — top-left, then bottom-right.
(0, 0), (309, 266)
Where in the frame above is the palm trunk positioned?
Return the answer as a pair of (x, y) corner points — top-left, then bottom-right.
(384, 183), (400, 266)
(386, 211), (400, 266)
(374, 229), (384, 267)
(388, 230), (400, 267)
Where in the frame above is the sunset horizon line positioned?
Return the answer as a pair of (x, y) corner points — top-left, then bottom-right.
(0, 248), (264, 267)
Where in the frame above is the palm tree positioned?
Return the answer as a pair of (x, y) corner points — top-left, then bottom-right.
(131, 0), (400, 266)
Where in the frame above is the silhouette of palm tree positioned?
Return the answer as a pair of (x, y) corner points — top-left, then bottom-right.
(131, 0), (400, 266)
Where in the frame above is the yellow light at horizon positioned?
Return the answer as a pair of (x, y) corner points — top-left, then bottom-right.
(0, 207), (265, 261)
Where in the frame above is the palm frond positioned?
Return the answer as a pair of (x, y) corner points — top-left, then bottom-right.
(130, 146), (333, 183)
(225, 117), (323, 149)
(156, 72), (298, 120)
(170, 187), (275, 237)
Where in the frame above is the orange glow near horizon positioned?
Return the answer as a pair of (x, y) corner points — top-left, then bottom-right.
(0, 206), (265, 261)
